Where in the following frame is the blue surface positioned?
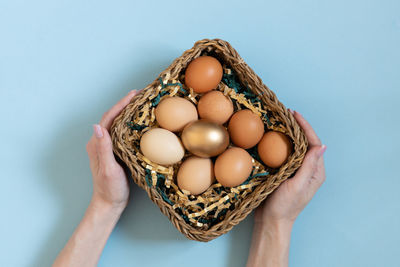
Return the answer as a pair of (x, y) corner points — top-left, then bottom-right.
(1, 0), (399, 266)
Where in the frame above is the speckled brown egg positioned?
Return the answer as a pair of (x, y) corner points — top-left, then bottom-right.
(214, 147), (253, 187)
(228, 109), (265, 149)
(258, 131), (292, 168)
(197, 90), (234, 124)
(184, 56), (223, 93)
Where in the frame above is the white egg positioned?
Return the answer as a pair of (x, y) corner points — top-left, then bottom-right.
(140, 128), (184, 165)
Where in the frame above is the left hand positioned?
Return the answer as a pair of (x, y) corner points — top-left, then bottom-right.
(53, 90), (140, 267)
(86, 90), (139, 211)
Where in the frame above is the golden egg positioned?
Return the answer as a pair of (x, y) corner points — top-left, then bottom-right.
(181, 120), (229, 157)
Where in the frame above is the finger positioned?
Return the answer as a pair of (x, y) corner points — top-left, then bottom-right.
(316, 156), (327, 183)
(100, 90), (140, 130)
(293, 145), (326, 183)
(86, 137), (99, 171)
(93, 124), (116, 166)
(86, 137), (97, 159)
(291, 110), (321, 147)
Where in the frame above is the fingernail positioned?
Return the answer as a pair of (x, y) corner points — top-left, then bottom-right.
(318, 145), (327, 156)
(93, 124), (103, 138)
(288, 108), (295, 115)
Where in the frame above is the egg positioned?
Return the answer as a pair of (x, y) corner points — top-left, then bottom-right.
(155, 96), (198, 132)
(197, 90), (234, 124)
(258, 131), (292, 168)
(184, 56), (223, 93)
(177, 156), (215, 195)
(140, 128), (184, 165)
(181, 120), (229, 157)
(214, 147), (253, 187)
(228, 109), (265, 149)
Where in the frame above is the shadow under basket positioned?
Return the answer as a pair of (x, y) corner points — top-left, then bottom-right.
(111, 38), (308, 242)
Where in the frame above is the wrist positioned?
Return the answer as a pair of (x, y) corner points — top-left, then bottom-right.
(247, 218), (293, 267)
(89, 196), (126, 218)
(253, 218), (293, 245)
(255, 218), (293, 232)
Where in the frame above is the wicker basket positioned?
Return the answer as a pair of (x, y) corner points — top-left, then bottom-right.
(111, 39), (308, 242)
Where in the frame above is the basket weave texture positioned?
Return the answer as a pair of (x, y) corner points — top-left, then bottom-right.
(111, 39), (308, 242)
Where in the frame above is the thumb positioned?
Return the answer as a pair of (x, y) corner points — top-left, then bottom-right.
(93, 124), (116, 166)
(293, 145), (326, 181)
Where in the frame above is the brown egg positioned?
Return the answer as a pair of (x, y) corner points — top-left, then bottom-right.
(197, 90), (234, 124)
(184, 56), (223, 93)
(228, 109), (265, 149)
(177, 156), (215, 195)
(214, 147), (253, 187)
(155, 96), (198, 132)
(258, 131), (293, 168)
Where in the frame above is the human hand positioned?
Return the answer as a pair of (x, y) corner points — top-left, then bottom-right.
(86, 90), (139, 212)
(53, 90), (140, 267)
(254, 110), (327, 227)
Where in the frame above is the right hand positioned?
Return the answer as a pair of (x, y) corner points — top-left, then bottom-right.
(254, 110), (327, 226)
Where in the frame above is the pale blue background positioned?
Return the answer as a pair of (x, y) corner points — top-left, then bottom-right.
(1, 0), (399, 266)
